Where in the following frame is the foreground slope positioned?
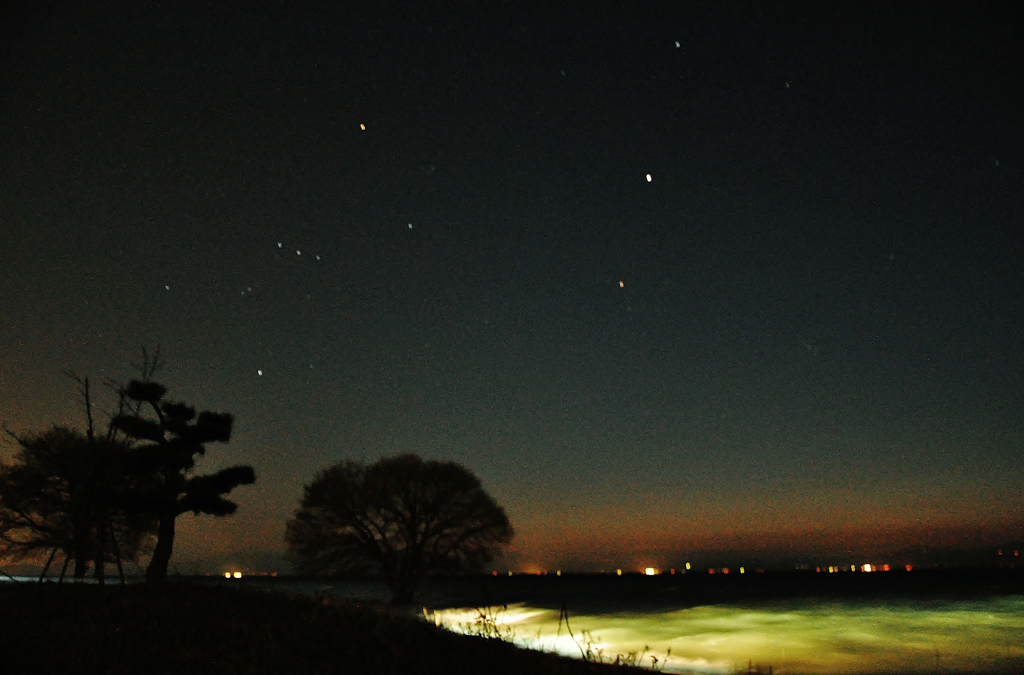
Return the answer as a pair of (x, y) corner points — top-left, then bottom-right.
(0, 582), (638, 675)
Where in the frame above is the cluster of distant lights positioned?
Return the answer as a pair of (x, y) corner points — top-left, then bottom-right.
(222, 553), (1015, 577)
(491, 560), (989, 576)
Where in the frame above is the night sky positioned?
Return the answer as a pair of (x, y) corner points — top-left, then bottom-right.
(2, 1), (1022, 574)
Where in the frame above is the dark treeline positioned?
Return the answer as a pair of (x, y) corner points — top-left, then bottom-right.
(0, 348), (255, 583)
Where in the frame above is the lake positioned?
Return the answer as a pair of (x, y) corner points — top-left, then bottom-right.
(434, 595), (1024, 674)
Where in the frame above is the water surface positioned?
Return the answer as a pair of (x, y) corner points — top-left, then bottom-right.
(435, 596), (1024, 674)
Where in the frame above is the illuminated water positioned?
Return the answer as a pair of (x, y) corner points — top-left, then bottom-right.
(434, 596), (1024, 674)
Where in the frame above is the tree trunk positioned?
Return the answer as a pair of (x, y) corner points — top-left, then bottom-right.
(145, 510), (176, 583)
(94, 553), (105, 584)
(110, 522), (125, 585)
(94, 516), (106, 585)
(38, 547), (58, 583)
(388, 574), (418, 606)
(73, 516), (91, 580)
(73, 550), (90, 580)
(58, 552), (71, 583)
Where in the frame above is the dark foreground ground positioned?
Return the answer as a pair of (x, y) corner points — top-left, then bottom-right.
(0, 582), (642, 675)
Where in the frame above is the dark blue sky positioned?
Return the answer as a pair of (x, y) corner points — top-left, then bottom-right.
(1, 1), (1022, 573)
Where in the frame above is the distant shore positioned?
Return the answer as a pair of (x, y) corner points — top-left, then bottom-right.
(183, 566), (1024, 613)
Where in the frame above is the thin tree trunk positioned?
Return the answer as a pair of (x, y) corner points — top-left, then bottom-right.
(110, 522), (125, 585)
(94, 551), (105, 584)
(94, 516), (105, 585)
(58, 551), (71, 583)
(38, 547), (58, 583)
(73, 513), (91, 580)
(145, 511), (176, 583)
(73, 550), (90, 580)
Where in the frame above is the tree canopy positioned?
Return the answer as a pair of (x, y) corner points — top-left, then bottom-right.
(285, 454), (514, 604)
(0, 426), (154, 580)
(112, 379), (256, 582)
(1, 351), (256, 583)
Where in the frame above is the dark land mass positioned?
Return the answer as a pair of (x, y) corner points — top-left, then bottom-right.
(416, 568), (1024, 613)
(0, 582), (640, 675)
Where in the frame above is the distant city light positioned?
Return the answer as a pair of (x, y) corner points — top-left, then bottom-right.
(233, 571), (242, 579)
(359, 123), (365, 130)
(616, 569), (622, 576)
(644, 567), (657, 576)
(646, 173), (652, 182)
(740, 567), (745, 574)
(223, 572), (231, 578)
(685, 562), (691, 570)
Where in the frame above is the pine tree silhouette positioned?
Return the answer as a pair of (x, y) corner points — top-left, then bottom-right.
(113, 380), (255, 582)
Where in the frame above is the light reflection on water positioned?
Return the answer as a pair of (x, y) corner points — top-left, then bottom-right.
(434, 596), (1024, 674)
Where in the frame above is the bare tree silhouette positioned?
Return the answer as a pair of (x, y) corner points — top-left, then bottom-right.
(286, 454), (513, 604)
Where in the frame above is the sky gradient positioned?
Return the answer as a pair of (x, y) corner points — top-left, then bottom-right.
(1, 1), (1022, 574)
